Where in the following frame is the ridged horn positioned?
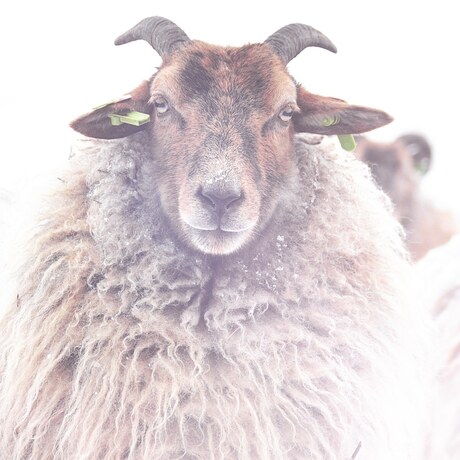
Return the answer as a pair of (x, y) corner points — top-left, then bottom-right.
(265, 23), (337, 64)
(114, 16), (191, 58)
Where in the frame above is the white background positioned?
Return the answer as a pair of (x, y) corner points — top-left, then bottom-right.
(1, 0), (459, 248)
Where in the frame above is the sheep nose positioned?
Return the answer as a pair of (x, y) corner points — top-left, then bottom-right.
(199, 185), (242, 217)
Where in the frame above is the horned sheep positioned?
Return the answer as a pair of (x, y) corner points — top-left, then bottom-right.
(355, 134), (457, 260)
(0, 17), (431, 459)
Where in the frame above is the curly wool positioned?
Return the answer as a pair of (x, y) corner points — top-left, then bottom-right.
(0, 133), (429, 459)
(414, 236), (460, 458)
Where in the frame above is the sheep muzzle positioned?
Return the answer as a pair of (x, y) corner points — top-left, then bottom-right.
(178, 170), (261, 255)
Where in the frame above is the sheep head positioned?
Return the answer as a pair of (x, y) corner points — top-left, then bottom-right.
(355, 134), (431, 222)
(71, 16), (392, 255)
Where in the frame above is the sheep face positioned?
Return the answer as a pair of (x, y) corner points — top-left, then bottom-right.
(71, 17), (393, 255)
(355, 135), (431, 222)
(147, 43), (298, 255)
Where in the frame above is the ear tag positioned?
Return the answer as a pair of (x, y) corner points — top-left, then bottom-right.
(108, 111), (151, 127)
(322, 115), (340, 127)
(337, 134), (356, 151)
(322, 116), (356, 152)
(415, 159), (430, 175)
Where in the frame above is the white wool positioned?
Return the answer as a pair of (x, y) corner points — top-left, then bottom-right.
(0, 133), (431, 459)
(414, 236), (460, 458)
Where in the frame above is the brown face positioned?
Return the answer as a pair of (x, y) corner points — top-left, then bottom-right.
(71, 20), (394, 257)
(148, 43), (298, 255)
(355, 139), (419, 221)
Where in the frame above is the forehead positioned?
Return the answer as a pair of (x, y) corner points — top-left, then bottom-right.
(154, 42), (296, 109)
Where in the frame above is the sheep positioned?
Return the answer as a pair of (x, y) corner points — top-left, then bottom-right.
(355, 134), (457, 260)
(0, 16), (431, 459)
(413, 235), (460, 458)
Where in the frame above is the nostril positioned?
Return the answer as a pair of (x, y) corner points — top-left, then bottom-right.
(197, 187), (216, 208)
(224, 193), (243, 210)
(199, 185), (243, 213)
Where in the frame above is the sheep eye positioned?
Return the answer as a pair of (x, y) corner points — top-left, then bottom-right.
(154, 97), (170, 114)
(279, 106), (294, 122)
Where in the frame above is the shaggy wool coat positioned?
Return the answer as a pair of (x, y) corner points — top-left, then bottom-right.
(0, 134), (429, 459)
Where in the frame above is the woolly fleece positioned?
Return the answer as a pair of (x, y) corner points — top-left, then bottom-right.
(0, 133), (428, 459)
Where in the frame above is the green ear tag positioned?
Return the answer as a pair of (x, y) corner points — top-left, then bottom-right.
(322, 115), (339, 127)
(108, 111), (150, 127)
(337, 134), (356, 152)
(321, 116), (356, 151)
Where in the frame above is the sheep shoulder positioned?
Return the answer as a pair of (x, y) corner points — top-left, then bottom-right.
(0, 133), (428, 459)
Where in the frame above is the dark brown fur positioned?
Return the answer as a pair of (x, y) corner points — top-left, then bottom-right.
(72, 40), (391, 255)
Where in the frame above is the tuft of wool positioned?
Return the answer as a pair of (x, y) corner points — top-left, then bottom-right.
(0, 133), (430, 459)
(414, 236), (460, 458)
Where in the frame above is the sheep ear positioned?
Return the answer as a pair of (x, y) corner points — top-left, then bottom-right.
(397, 134), (432, 174)
(70, 80), (152, 139)
(293, 86), (393, 135)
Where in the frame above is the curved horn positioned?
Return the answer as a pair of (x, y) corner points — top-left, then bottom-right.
(265, 23), (337, 64)
(114, 16), (191, 58)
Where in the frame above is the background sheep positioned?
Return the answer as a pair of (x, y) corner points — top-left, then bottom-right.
(0, 16), (430, 459)
(355, 134), (457, 260)
(413, 235), (460, 458)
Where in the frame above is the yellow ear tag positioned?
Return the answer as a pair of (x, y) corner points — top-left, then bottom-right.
(108, 111), (150, 126)
(322, 115), (339, 127)
(322, 116), (356, 151)
(337, 134), (356, 151)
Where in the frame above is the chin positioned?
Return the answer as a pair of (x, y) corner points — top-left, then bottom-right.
(187, 228), (253, 255)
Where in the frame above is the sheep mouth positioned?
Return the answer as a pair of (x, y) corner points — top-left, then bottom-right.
(179, 203), (259, 254)
(185, 225), (255, 255)
(186, 222), (255, 233)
